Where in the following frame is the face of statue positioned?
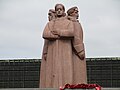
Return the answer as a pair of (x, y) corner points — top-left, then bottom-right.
(48, 11), (55, 21)
(71, 9), (79, 19)
(74, 10), (79, 19)
(55, 5), (64, 17)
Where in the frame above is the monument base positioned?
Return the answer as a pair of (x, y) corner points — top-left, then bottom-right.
(0, 88), (120, 90)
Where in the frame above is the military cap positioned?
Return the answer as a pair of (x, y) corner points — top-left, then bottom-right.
(67, 6), (78, 15)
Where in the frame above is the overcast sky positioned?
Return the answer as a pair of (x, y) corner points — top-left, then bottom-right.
(0, 0), (120, 59)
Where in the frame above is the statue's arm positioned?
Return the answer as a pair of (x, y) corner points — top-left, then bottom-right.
(42, 39), (48, 55)
(73, 38), (85, 60)
(73, 22), (84, 53)
(74, 42), (85, 53)
(43, 23), (59, 40)
(42, 39), (48, 61)
(72, 22), (85, 60)
(78, 22), (83, 41)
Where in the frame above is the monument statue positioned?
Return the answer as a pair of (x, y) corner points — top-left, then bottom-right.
(39, 4), (87, 88)
(41, 9), (56, 61)
(48, 9), (56, 21)
(67, 7), (87, 84)
(39, 8), (56, 88)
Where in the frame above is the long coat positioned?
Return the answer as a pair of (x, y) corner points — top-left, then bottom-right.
(68, 16), (87, 84)
(40, 17), (74, 88)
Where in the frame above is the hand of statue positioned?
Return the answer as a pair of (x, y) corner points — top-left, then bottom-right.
(43, 54), (47, 61)
(51, 30), (59, 35)
(78, 51), (85, 60)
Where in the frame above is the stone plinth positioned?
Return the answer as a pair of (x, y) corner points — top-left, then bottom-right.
(0, 88), (120, 90)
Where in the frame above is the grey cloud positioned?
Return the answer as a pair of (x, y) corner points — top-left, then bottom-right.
(0, 0), (120, 59)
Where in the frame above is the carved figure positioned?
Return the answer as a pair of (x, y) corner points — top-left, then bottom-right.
(40, 4), (74, 88)
(67, 6), (87, 84)
(40, 4), (87, 88)
(48, 9), (56, 21)
(39, 8), (56, 88)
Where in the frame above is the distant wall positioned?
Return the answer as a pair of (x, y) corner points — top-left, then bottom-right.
(0, 57), (120, 88)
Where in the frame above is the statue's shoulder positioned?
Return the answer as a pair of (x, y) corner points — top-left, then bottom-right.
(63, 17), (70, 21)
(67, 16), (78, 22)
(66, 18), (71, 22)
(46, 20), (55, 26)
(48, 20), (54, 24)
(63, 17), (73, 24)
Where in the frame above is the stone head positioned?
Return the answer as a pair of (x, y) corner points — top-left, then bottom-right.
(67, 6), (79, 19)
(55, 4), (65, 18)
(48, 9), (56, 21)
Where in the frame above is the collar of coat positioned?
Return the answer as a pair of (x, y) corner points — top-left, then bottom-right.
(67, 16), (79, 22)
(55, 16), (66, 21)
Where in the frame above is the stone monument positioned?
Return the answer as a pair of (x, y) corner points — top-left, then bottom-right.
(67, 6), (87, 84)
(39, 4), (87, 88)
